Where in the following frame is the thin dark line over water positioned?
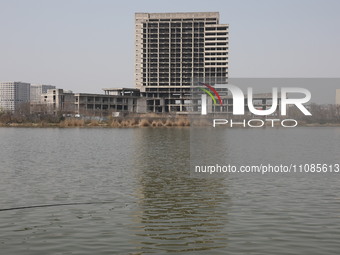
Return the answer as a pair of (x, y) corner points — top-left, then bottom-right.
(0, 201), (115, 212)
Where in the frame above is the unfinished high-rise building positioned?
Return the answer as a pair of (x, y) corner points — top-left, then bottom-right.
(135, 12), (229, 112)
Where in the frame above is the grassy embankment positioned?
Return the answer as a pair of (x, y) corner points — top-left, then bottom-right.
(0, 114), (191, 128)
(1, 113), (340, 128)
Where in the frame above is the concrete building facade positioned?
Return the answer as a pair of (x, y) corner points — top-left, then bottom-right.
(30, 84), (56, 103)
(41, 89), (75, 114)
(32, 88), (143, 116)
(0, 82), (30, 112)
(135, 12), (229, 112)
(74, 90), (140, 116)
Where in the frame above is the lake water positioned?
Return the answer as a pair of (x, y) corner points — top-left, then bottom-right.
(0, 127), (340, 254)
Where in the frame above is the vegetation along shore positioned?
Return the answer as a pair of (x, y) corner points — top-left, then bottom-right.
(1, 112), (340, 129)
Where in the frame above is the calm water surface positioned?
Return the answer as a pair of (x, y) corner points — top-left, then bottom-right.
(0, 127), (340, 254)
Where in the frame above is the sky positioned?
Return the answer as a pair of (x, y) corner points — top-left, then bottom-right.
(0, 0), (339, 101)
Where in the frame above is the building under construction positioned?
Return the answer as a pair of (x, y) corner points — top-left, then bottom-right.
(135, 12), (229, 113)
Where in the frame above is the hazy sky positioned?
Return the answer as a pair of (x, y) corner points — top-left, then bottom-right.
(0, 0), (339, 96)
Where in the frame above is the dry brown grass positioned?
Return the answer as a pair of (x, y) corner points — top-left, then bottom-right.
(85, 116), (191, 128)
(174, 118), (190, 127)
(59, 118), (85, 127)
(150, 120), (163, 127)
(163, 119), (173, 127)
(110, 119), (121, 127)
(139, 119), (151, 127)
(87, 120), (100, 126)
(110, 118), (139, 127)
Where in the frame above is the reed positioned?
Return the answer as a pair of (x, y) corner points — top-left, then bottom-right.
(139, 119), (151, 127)
(174, 118), (190, 127)
(59, 118), (85, 127)
(56, 116), (191, 128)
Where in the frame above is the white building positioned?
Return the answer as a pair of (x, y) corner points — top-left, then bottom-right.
(336, 89), (340, 105)
(30, 84), (56, 103)
(0, 82), (30, 112)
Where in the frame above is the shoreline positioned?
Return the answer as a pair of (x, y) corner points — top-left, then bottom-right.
(1, 119), (340, 128)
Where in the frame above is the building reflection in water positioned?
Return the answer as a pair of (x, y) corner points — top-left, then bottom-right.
(131, 128), (230, 253)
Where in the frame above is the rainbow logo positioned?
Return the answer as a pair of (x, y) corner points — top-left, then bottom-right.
(198, 82), (223, 106)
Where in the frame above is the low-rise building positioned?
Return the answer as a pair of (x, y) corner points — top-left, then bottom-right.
(30, 85), (283, 117)
(40, 89), (75, 114)
(74, 92), (139, 116)
(31, 88), (146, 116)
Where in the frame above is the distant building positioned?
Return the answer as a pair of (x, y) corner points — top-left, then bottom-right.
(32, 88), (145, 116)
(336, 89), (340, 105)
(40, 89), (75, 114)
(0, 81), (30, 112)
(75, 89), (141, 116)
(135, 12), (229, 112)
(30, 84), (56, 103)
